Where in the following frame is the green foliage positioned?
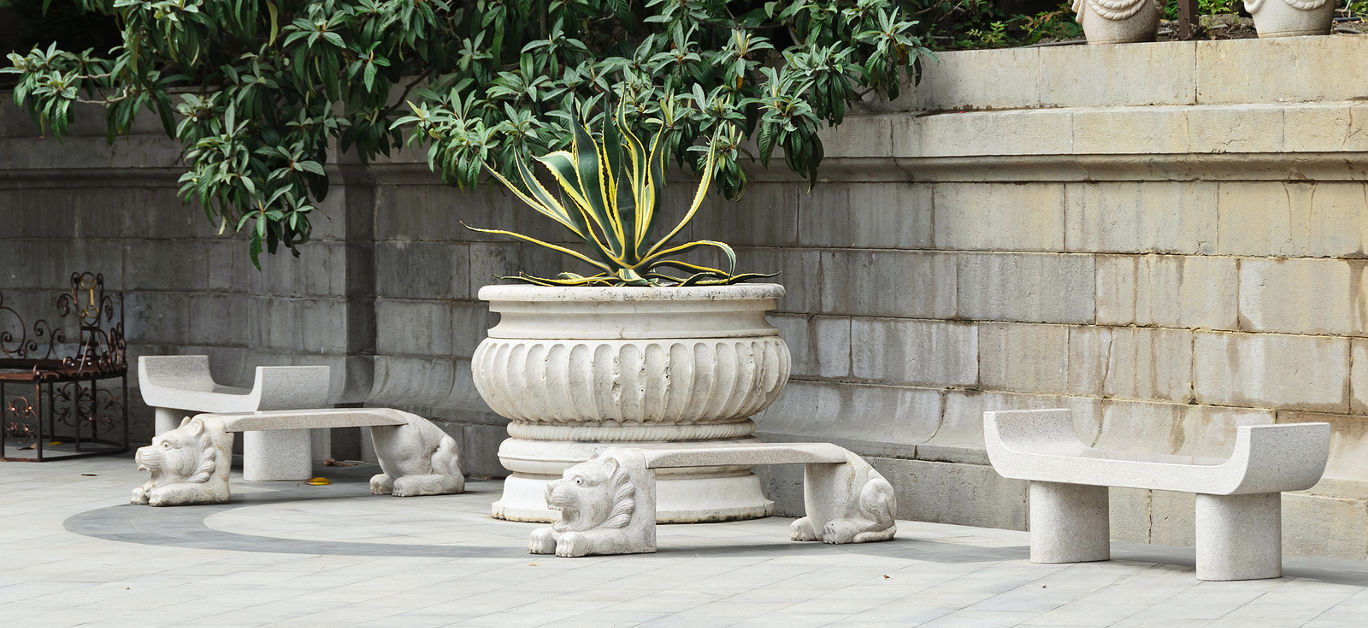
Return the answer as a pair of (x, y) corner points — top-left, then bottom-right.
(3, 0), (929, 268)
(911, 0), (1081, 49)
(469, 106), (770, 286)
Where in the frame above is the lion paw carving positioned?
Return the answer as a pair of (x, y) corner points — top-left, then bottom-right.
(368, 411), (464, 497)
(790, 452), (897, 544)
(131, 415), (232, 507)
(530, 450), (656, 557)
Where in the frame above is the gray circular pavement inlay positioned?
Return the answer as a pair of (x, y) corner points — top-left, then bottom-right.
(63, 472), (521, 558)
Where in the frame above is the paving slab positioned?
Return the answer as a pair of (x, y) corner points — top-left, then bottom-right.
(3, 456), (1368, 626)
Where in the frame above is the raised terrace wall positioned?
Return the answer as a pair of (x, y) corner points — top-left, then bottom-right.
(6, 35), (1368, 558)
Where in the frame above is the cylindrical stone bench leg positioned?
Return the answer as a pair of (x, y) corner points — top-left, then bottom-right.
(154, 407), (190, 435)
(1195, 492), (1282, 581)
(244, 429), (313, 481)
(1029, 481), (1110, 564)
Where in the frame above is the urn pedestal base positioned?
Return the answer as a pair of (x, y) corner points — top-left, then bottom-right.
(491, 437), (775, 523)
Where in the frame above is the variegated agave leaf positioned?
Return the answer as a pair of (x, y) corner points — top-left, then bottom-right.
(473, 105), (766, 286)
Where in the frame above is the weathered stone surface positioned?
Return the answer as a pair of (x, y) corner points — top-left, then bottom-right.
(1284, 104), (1368, 154)
(1282, 491), (1368, 561)
(1277, 411), (1368, 482)
(911, 109), (1073, 158)
(458, 421), (511, 478)
(915, 47), (1041, 111)
(1354, 339), (1368, 415)
(1239, 258), (1355, 335)
(187, 294), (251, 347)
(932, 391), (1102, 464)
(1148, 489), (1197, 549)
(1217, 181), (1368, 258)
(1040, 42), (1195, 107)
(1092, 401), (1274, 458)
(736, 248), (822, 315)
(957, 253), (1094, 324)
(1194, 332), (1349, 413)
(1095, 254), (1238, 330)
(1067, 327), (1194, 403)
(874, 457), (1028, 530)
(814, 115), (893, 159)
(932, 183), (1065, 252)
(1187, 104), (1285, 154)
(374, 300), (486, 358)
(771, 314), (851, 379)
(689, 183), (799, 247)
(1108, 487), (1151, 543)
(797, 183), (932, 250)
(1065, 181), (1217, 254)
(851, 318), (977, 387)
(1071, 108), (1191, 155)
(375, 241), (469, 300)
(366, 356), (459, 408)
(1196, 36), (1368, 105)
(820, 250), (956, 319)
(978, 323), (1069, 394)
(755, 380), (940, 459)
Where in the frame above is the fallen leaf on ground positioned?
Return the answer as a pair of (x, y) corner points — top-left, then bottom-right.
(306, 477), (332, 486)
(81, 473), (97, 477)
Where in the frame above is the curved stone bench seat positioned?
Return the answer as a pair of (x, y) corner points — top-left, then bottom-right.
(529, 442), (897, 557)
(984, 408), (1330, 581)
(138, 355), (330, 481)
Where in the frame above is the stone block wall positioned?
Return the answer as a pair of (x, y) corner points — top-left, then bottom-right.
(752, 35), (1368, 560)
(5, 35), (1368, 559)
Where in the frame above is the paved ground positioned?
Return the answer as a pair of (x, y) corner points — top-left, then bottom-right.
(4, 455), (1368, 627)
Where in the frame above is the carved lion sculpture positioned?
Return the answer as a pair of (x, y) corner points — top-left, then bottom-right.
(530, 449), (656, 557)
(790, 450), (896, 544)
(131, 415), (232, 507)
(368, 411), (464, 497)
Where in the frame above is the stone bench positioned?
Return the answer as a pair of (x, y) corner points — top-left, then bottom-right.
(984, 408), (1330, 581)
(529, 443), (897, 557)
(138, 355), (330, 481)
(131, 408), (464, 506)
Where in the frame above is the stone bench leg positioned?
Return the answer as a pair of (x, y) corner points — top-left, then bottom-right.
(154, 407), (191, 435)
(529, 448), (657, 557)
(1029, 481), (1110, 564)
(1195, 493), (1281, 581)
(243, 430), (312, 482)
(792, 452), (897, 544)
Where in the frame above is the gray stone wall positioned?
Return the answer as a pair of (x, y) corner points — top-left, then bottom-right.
(5, 36), (1368, 559)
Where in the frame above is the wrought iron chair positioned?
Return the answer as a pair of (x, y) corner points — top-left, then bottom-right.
(0, 272), (129, 461)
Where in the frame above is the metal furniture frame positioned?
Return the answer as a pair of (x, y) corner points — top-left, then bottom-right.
(1, 272), (128, 461)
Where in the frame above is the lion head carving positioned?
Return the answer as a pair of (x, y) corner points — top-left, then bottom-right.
(546, 455), (635, 533)
(136, 416), (218, 486)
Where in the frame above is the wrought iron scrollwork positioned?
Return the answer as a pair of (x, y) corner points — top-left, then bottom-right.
(1, 271), (128, 461)
(0, 291), (66, 362)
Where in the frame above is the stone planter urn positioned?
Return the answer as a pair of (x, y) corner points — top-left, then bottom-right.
(1072, 0), (1161, 44)
(1247, 0), (1334, 37)
(472, 283), (792, 523)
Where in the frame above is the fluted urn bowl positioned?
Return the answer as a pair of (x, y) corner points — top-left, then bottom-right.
(473, 283), (791, 522)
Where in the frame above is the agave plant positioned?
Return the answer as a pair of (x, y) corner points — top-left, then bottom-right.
(470, 108), (769, 287)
